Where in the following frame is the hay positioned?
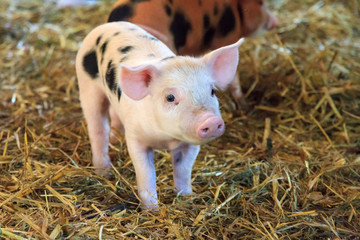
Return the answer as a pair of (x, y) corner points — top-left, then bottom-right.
(1, 0), (359, 239)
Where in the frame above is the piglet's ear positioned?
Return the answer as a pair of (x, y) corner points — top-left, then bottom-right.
(120, 64), (159, 101)
(202, 38), (244, 90)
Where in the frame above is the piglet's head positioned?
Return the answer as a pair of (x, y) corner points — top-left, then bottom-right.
(119, 39), (244, 145)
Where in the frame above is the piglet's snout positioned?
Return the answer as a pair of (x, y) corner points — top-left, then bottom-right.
(197, 116), (225, 139)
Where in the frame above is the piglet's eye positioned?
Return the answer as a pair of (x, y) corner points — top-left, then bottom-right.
(166, 94), (175, 102)
(211, 88), (215, 96)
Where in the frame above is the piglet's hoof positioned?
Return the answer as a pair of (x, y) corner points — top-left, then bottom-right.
(94, 166), (113, 179)
(138, 190), (159, 210)
(142, 203), (160, 211)
(175, 187), (192, 195)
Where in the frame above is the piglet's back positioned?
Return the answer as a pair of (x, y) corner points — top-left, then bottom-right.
(76, 21), (174, 80)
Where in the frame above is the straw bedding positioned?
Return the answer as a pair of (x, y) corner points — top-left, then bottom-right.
(0, 0), (359, 239)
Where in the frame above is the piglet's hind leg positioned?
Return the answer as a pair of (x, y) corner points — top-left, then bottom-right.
(79, 81), (112, 176)
(109, 105), (124, 144)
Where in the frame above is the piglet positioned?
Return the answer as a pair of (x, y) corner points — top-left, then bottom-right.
(76, 21), (244, 209)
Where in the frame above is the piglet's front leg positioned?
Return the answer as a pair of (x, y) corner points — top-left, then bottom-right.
(126, 138), (158, 209)
(171, 144), (200, 195)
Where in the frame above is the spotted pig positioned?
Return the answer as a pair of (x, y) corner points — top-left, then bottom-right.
(108, 0), (278, 101)
(76, 21), (244, 208)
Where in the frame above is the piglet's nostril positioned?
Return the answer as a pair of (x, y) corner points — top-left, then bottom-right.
(217, 124), (223, 129)
(202, 127), (209, 133)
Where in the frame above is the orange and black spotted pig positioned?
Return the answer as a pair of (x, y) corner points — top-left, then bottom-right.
(108, 0), (278, 103)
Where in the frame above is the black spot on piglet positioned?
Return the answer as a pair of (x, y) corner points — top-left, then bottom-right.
(161, 56), (175, 61)
(149, 36), (159, 41)
(173, 152), (182, 164)
(83, 50), (99, 79)
(96, 35), (102, 45)
(100, 41), (108, 64)
(138, 34), (158, 41)
(119, 56), (129, 63)
(118, 46), (134, 54)
(106, 60), (117, 92)
(101, 41), (108, 55)
(117, 88), (122, 101)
